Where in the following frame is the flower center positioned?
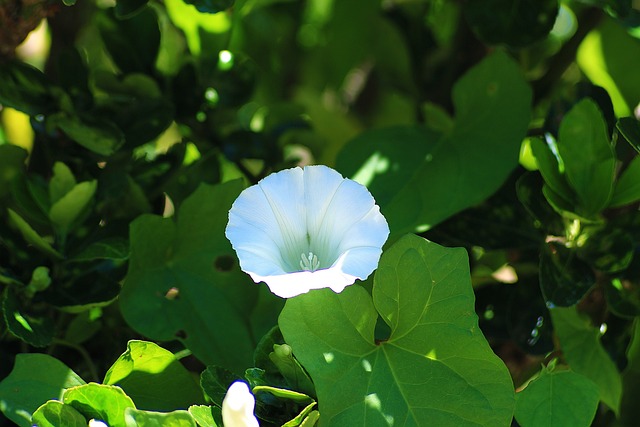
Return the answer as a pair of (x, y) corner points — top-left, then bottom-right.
(299, 252), (320, 272)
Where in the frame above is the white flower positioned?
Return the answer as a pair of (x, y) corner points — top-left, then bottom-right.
(88, 420), (109, 427)
(226, 165), (389, 298)
(221, 381), (259, 427)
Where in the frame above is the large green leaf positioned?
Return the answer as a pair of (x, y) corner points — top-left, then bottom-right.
(0, 354), (85, 427)
(556, 99), (615, 216)
(514, 363), (599, 427)
(336, 51), (531, 236)
(103, 340), (205, 411)
(63, 383), (135, 427)
(280, 234), (515, 426)
(120, 181), (272, 372)
(550, 306), (622, 414)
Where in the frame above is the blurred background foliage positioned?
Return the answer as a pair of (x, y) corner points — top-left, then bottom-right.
(2, 0), (640, 425)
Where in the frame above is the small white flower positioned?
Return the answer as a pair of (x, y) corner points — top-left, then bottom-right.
(221, 381), (259, 427)
(226, 165), (389, 298)
(88, 420), (109, 427)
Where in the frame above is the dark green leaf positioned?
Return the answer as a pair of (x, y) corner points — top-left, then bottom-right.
(577, 227), (634, 273)
(550, 306), (622, 413)
(0, 354), (85, 427)
(465, 0), (559, 47)
(280, 235), (515, 426)
(0, 145), (27, 200)
(200, 366), (240, 406)
(98, 8), (160, 75)
(539, 243), (595, 307)
(617, 117), (640, 153)
(50, 113), (125, 156)
(610, 155), (640, 207)
(620, 319), (640, 426)
(70, 237), (129, 262)
(103, 340), (205, 411)
(120, 181), (275, 372)
(2, 287), (54, 347)
(0, 60), (58, 115)
(529, 136), (576, 207)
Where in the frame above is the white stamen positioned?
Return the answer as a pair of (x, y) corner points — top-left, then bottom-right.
(300, 252), (320, 272)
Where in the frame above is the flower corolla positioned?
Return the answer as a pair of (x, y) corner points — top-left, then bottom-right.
(226, 165), (389, 298)
(221, 381), (259, 427)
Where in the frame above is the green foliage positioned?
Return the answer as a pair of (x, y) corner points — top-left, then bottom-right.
(2, 0), (640, 425)
(0, 354), (85, 426)
(515, 361), (600, 427)
(120, 181), (273, 372)
(280, 235), (515, 426)
(103, 340), (205, 410)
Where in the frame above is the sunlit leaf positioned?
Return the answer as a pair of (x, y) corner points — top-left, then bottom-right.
(104, 340), (205, 411)
(0, 354), (85, 427)
(280, 234), (515, 426)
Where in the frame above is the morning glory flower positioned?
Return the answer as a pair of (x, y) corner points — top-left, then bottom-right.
(222, 381), (259, 427)
(226, 165), (389, 298)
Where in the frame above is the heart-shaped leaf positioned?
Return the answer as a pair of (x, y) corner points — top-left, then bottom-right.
(280, 234), (514, 426)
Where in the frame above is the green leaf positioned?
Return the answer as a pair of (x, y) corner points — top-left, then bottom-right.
(120, 181), (271, 372)
(617, 117), (640, 153)
(539, 243), (596, 306)
(188, 405), (219, 427)
(104, 340), (205, 411)
(252, 386), (313, 404)
(0, 144), (27, 200)
(557, 98), (616, 216)
(337, 51), (531, 236)
(550, 306), (622, 413)
(70, 237), (129, 262)
(514, 364), (599, 427)
(7, 209), (63, 259)
(465, 0), (559, 47)
(529, 136), (575, 207)
(98, 8), (161, 75)
(200, 366), (241, 406)
(610, 155), (640, 207)
(0, 60), (58, 115)
(2, 287), (54, 347)
(49, 180), (97, 235)
(124, 408), (197, 426)
(49, 162), (77, 205)
(50, 113), (125, 156)
(63, 383), (135, 427)
(31, 400), (87, 427)
(620, 319), (640, 426)
(268, 343), (315, 397)
(0, 353), (85, 427)
(280, 234), (515, 426)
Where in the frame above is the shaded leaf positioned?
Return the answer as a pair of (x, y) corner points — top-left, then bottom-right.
(550, 306), (622, 413)
(2, 287), (54, 347)
(124, 408), (196, 426)
(539, 243), (595, 307)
